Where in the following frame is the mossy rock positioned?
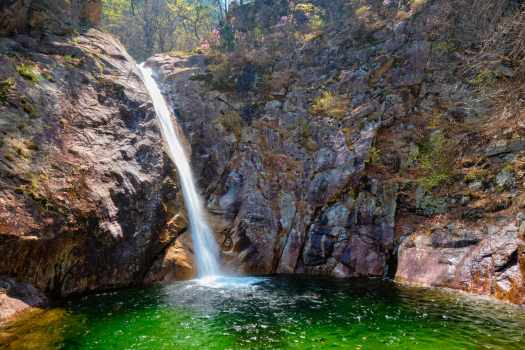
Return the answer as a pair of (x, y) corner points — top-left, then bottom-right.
(17, 63), (40, 83)
(19, 97), (39, 118)
(415, 186), (448, 216)
(0, 78), (15, 103)
(310, 91), (349, 120)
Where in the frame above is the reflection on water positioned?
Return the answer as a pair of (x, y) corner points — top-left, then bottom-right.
(1, 276), (525, 350)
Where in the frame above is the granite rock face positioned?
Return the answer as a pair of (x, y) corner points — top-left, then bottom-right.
(0, 29), (188, 301)
(145, 0), (525, 304)
(145, 32), (401, 279)
(396, 218), (525, 304)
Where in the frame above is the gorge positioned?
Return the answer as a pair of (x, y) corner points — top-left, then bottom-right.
(2, 0), (525, 349)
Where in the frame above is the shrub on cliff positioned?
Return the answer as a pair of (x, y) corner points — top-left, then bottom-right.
(417, 131), (456, 190)
(310, 91), (349, 120)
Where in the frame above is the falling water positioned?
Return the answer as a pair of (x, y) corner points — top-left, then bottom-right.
(138, 63), (221, 278)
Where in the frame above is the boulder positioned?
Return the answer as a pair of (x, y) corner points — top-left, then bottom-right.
(0, 29), (185, 297)
(396, 222), (525, 304)
(0, 277), (47, 323)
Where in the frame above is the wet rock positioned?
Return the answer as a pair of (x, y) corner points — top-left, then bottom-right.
(303, 225), (335, 266)
(0, 277), (47, 322)
(144, 232), (196, 283)
(141, 1), (524, 303)
(276, 228), (303, 273)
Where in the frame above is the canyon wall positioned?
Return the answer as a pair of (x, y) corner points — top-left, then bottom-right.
(148, 0), (525, 303)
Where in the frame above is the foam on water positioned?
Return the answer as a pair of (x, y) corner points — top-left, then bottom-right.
(195, 276), (268, 289)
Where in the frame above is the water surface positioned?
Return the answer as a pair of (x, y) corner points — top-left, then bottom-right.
(1, 276), (525, 349)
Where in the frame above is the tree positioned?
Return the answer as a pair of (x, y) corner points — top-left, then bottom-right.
(73, 0), (103, 28)
(102, 0), (217, 60)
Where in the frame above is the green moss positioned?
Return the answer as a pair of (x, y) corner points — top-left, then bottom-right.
(417, 131), (456, 190)
(502, 162), (514, 173)
(464, 168), (489, 183)
(296, 3), (325, 31)
(296, 3), (316, 13)
(0, 78), (15, 104)
(63, 54), (83, 66)
(355, 6), (370, 16)
(20, 97), (38, 118)
(14, 172), (59, 213)
(366, 146), (381, 166)
(310, 91), (348, 119)
(17, 63), (40, 83)
(470, 69), (498, 88)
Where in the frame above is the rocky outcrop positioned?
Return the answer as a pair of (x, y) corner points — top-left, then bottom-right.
(145, 0), (525, 304)
(0, 277), (47, 322)
(147, 52), (399, 277)
(396, 218), (525, 304)
(145, 11), (403, 278)
(0, 28), (188, 301)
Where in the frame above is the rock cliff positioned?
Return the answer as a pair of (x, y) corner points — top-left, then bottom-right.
(146, 0), (525, 304)
(0, 26), (189, 320)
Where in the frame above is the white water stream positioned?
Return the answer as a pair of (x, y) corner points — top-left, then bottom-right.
(138, 63), (221, 278)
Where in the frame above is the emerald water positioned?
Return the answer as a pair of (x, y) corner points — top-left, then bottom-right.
(2, 276), (525, 350)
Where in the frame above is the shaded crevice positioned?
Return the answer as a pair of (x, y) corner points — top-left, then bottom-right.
(495, 249), (518, 273)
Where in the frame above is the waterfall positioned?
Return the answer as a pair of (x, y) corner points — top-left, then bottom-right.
(138, 63), (221, 278)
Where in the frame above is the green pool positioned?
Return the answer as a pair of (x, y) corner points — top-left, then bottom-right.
(1, 276), (525, 349)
